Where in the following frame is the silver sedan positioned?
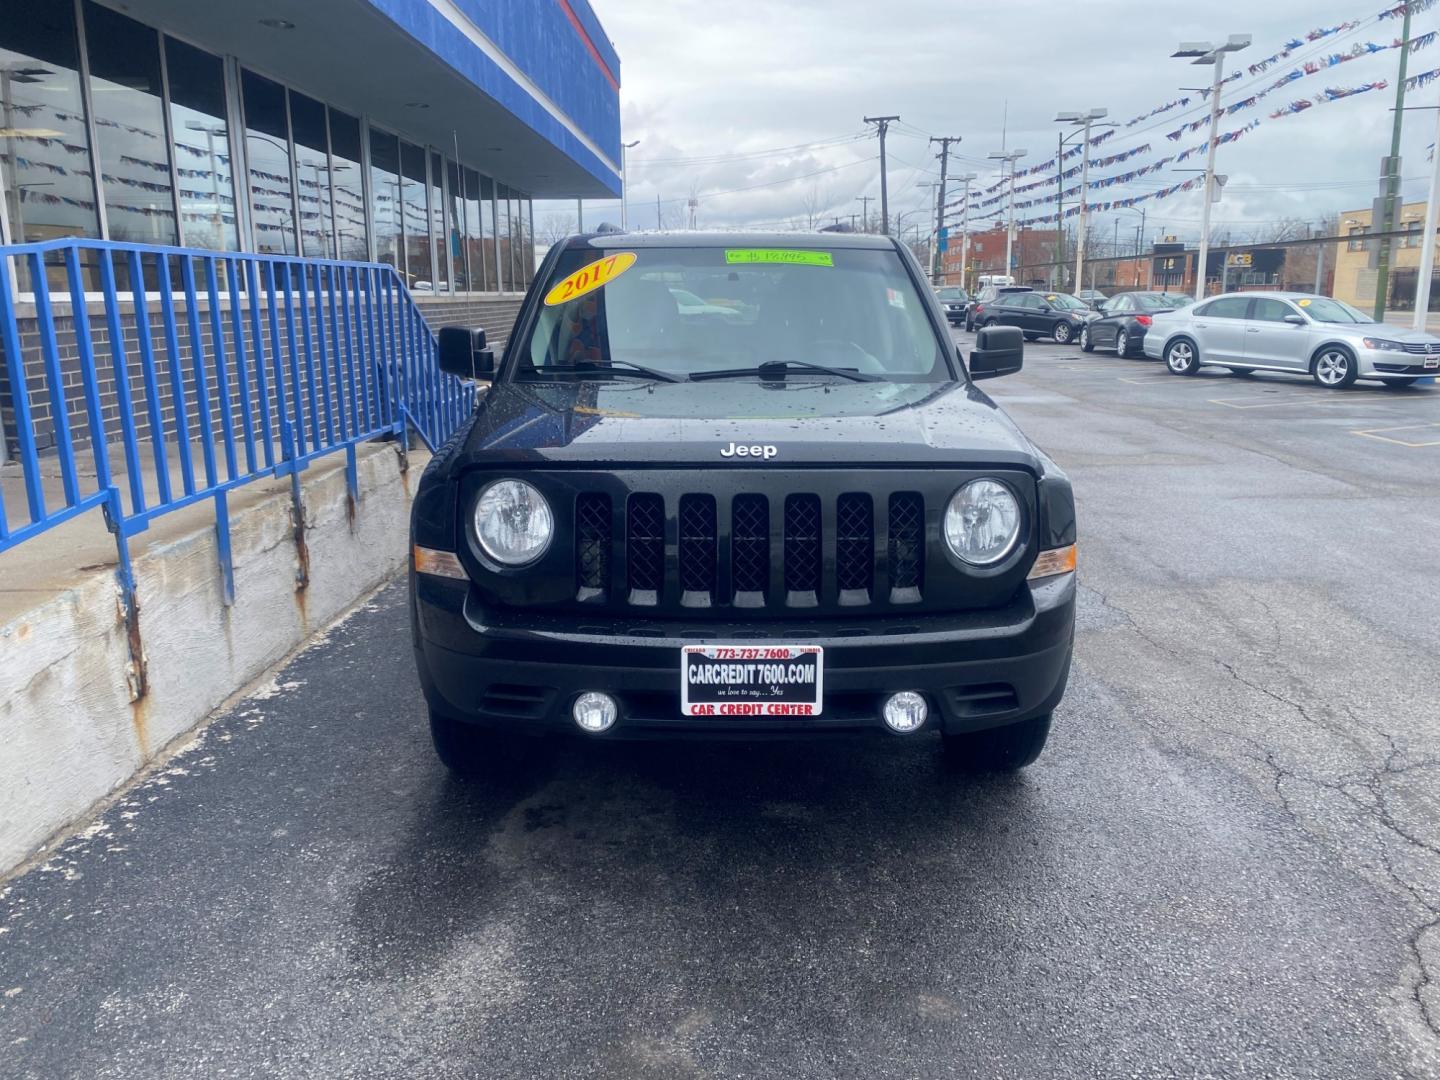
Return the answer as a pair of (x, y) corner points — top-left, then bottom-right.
(1141, 291), (1440, 388)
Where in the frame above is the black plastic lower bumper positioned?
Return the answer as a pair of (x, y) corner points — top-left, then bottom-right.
(410, 571), (1075, 739)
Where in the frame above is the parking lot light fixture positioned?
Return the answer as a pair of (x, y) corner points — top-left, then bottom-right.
(1174, 34), (1251, 302)
(988, 149), (1027, 280)
(1055, 108), (1110, 299)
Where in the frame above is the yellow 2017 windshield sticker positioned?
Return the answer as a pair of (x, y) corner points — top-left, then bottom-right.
(724, 249), (833, 267)
(543, 252), (637, 306)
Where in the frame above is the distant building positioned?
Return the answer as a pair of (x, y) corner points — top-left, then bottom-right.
(940, 226), (1060, 288)
(1331, 200), (1437, 311)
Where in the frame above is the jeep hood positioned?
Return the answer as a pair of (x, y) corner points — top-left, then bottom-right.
(453, 379), (1045, 471)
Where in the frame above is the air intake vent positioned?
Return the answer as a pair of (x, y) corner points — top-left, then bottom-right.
(888, 492), (924, 602)
(627, 493), (664, 605)
(836, 493), (873, 603)
(678, 494), (717, 606)
(731, 494), (769, 605)
(784, 493), (821, 605)
(575, 492), (611, 600)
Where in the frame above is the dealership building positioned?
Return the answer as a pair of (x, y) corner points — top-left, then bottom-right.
(0, 0), (621, 299)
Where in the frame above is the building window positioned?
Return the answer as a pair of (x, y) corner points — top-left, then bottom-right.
(83, 2), (177, 246)
(1402, 220), (1422, 249)
(496, 184), (513, 291)
(288, 90), (332, 259)
(399, 139), (429, 288)
(241, 69), (295, 255)
(428, 149), (448, 292)
(1347, 225), (1370, 252)
(165, 36), (237, 251)
(327, 109), (366, 261)
(445, 159), (465, 290)
(0, 0), (100, 256)
(368, 127), (400, 271)
(479, 173), (497, 291)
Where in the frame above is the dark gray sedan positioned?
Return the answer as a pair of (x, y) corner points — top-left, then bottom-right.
(1080, 291), (1192, 357)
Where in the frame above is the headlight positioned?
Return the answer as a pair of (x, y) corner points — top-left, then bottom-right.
(944, 479), (1021, 565)
(1362, 337), (1405, 352)
(472, 480), (553, 565)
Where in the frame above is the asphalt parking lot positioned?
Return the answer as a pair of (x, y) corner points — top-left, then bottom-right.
(1, 334), (1438, 1079)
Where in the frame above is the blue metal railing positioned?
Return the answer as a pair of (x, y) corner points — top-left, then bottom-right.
(0, 237), (474, 618)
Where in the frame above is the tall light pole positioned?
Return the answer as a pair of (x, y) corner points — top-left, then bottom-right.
(620, 139), (640, 229)
(1411, 101), (1440, 331)
(1055, 109), (1110, 298)
(988, 149), (1026, 282)
(1173, 34), (1251, 302)
(955, 172), (977, 288)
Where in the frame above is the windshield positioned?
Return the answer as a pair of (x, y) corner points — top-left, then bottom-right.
(936, 287), (967, 301)
(1297, 297), (1373, 324)
(521, 245), (949, 382)
(1044, 293), (1089, 311)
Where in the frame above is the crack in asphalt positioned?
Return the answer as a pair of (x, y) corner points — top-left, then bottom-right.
(1080, 582), (1440, 1045)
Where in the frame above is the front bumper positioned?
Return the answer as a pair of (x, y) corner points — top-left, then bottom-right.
(411, 571), (1075, 739)
(1360, 352), (1440, 378)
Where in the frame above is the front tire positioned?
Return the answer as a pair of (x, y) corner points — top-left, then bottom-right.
(1080, 325), (1095, 352)
(943, 714), (1052, 773)
(1053, 321), (1073, 344)
(1312, 346), (1357, 389)
(1165, 338), (1200, 376)
(1114, 328), (1130, 357)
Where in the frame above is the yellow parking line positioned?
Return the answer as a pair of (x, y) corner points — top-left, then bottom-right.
(1207, 393), (1349, 409)
(1351, 422), (1440, 448)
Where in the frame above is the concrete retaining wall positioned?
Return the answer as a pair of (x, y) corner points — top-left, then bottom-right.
(0, 442), (422, 875)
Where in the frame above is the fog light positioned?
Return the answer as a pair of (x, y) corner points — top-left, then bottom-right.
(572, 691), (618, 733)
(882, 691), (928, 733)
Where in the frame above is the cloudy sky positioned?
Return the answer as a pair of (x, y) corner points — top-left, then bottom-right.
(542, 0), (1440, 249)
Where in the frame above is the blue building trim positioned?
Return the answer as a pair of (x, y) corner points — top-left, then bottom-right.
(363, 0), (621, 193)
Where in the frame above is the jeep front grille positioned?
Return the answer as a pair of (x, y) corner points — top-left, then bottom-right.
(580, 489), (929, 609)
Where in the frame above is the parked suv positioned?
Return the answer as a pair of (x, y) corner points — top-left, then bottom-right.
(965, 284), (1033, 331)
(411, 232), (1077, 773)
(935, 285), (971, 325)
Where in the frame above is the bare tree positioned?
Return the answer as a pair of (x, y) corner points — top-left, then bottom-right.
(801, 184), (831, 231)
(537, 212), (578, 245)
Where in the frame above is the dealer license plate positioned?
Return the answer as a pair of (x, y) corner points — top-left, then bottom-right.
(681, 645), (823, 717)
(1425, 357), (1439, 370)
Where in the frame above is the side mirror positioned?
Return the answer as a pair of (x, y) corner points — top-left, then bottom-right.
(1283, 313), (1306, 325)
(968, 324), (1024, 381)
(438, 325), (495, 380)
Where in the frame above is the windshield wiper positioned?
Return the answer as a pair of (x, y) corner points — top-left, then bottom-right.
(544, 360), (681, 383)
(689, 359), (879, 383)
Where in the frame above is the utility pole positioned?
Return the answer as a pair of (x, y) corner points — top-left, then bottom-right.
(863, 115), (900, 234)
(1056, 108), (1110, 297)
(1173, 34), (1251, 302)
(1375, 2), (1415, 320)
(988, 149), (1027, 282)
(856, 195), (873, 232)
(656, 193), (662, 230)
(929, 135), (961, 282)
(1055, 132), (1066, 289)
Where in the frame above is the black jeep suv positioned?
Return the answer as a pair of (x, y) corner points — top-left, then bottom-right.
(410, 232), (1076, 772)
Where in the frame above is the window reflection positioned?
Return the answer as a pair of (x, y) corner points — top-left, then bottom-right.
(241, 69), (294, 255)
(369, 127), (400, 271)
(83, 2), (177, 246)
(460, 166), (486, 292)
(446, 159), (465, 290)
(495, 184), (512, 291)
(165, 36), (236, 251)
(399, 139), (429, 288)
(289, 90), (333, 258)
(429, 150), (449, 292)
(328, 109), (366, 261)
(0, 0), (99, 254)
